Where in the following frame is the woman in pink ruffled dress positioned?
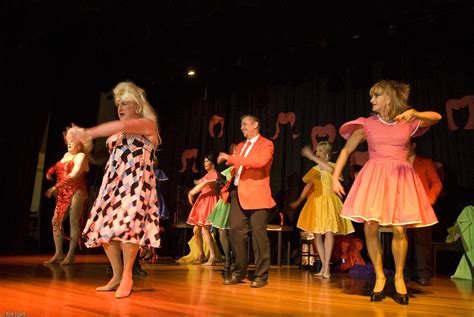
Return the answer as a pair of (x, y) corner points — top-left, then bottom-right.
(331, 80), (441, 305)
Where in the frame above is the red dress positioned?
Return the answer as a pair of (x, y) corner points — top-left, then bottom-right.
(46, 160), (88, 225)
(186, 170), (219, 226)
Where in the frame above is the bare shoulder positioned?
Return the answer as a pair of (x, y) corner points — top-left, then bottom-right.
(74, 152), (87, 161)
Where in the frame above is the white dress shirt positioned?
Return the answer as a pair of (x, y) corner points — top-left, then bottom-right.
(233, 135), (259, 186)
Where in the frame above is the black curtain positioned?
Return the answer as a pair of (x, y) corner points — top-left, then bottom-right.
(2, 30), (51, 254)
(159, 55), (474, 240)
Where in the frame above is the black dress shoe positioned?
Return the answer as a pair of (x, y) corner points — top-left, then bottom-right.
(250, 278), (268, 288)
(370, 291), (385, 302)
(223, 276), (244, 285)
(394, 292), (409, 305)
(418, 277), (431, 286)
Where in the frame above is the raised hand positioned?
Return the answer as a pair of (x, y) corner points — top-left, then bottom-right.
(332, 177), (346, 198)
(394, 109), (419, 122)
(300, 145), (314, 159)
(217, 152), (228, 164)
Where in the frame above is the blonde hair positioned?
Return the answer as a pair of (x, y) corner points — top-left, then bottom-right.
(369, 80), (410, 119)
(317, 141), (332, 160)
(64, 128), (92, 153)
(113, 81), (162, 145)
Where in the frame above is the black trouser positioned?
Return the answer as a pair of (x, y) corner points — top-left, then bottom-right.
(406, 226), (433, 279)
(229, 189), (270, 280)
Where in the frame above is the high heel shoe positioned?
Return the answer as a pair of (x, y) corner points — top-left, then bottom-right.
(394, 292), (409, 305)
(192, 257), (207, 265)
(394, 277), (409, 305)
(370, 291), (385, 302)
(370, 278), (386, 302)
(115, 280), (133, 299)
(96, 280), (121, 292)
(314, 269), (324, 277)
(202, 257), (217, 266)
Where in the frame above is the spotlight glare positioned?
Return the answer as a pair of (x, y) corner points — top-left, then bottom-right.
(187, 70), (196, 77)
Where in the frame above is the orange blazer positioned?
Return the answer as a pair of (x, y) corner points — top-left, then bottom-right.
(227, 135), (276, 210)
(413, 155), (443, 205)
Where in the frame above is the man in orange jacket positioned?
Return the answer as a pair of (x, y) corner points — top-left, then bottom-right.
(407, 139), (442, 286)
(218, 114), (276, 288)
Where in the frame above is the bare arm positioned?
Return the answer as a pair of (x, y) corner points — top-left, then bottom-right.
(188, 179), (216, 196)
(187, 178), (217, 205)
(332, 128), (366, 197)
(395, 109), (442, 128)
(300, 145), (334, 173)
(289, 182), (314, 209)
(68, 153), (89, 179)
(68, 118), (160, 147)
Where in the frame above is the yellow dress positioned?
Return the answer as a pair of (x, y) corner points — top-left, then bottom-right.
(176, 232), (223, 264)
(297, 163), (354, 234)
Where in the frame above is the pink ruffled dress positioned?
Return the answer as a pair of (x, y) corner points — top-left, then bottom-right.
(339, 115), (438, 228)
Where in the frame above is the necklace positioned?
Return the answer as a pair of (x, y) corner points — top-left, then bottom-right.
(376, 114), (395, 124)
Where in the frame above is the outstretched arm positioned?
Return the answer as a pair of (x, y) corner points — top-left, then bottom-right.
(68, 118), (160, 147)
(332, 128), (366, 198)
(300, 145), (334, 173)
(226, 141), (274, 169)
(395, 109), (442, 128)
(289, 182), (314, 209)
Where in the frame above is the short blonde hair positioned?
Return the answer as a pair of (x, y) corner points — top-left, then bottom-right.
(113, 81), (162, 145)
(369, 80), (410, 119)
(317, 141), (332, 159)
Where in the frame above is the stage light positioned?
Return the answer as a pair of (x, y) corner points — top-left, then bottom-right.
(187, 69), (196, 77)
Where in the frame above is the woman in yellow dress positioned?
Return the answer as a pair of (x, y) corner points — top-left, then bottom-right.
(291, 142), (354, 278)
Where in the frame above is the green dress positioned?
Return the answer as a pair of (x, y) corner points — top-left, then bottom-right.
(207, 166), (234, 229)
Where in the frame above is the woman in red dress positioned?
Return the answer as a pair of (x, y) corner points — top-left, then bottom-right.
(186, 154), (219, 265)
(44, 133), (90, 265)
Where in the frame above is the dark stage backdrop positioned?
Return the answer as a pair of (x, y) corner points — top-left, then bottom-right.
(158, 58), (474, 243)
(3, 55), (473, 255)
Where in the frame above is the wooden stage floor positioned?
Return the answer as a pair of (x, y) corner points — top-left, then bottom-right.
(0, 255), (472, 316)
